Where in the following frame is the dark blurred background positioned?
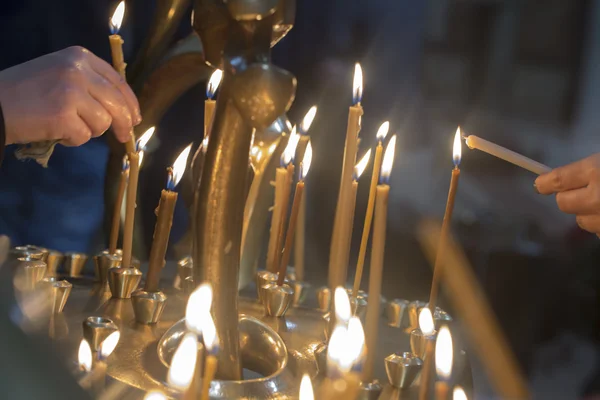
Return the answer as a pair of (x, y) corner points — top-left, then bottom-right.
(0, 0), (599, 398)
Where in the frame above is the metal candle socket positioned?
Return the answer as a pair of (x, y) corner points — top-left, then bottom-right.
(94, 252), (122, 290)
(386, 299), (410, 328)
(108, 267), (142, 299)
(358, 380), (383, 400)
(290, 281), (309, 306)
(15, 258), (47, 291)
(82, 316), (119, 352)
(131, 290), (167, 324)
(409, 328), (437, 360)
(351, 296), (368, 320)
(39, 277), (72, 313)
(64, 252), (88, 278)
(10, 245), (46, 261)
(45, 250), (64, 277)
(406, 300), (428, 333)
(384, 352), (423, 389)
(316, 286), (332, 311)
(262, 283), (294, 317)
(256, 270), (277, 303)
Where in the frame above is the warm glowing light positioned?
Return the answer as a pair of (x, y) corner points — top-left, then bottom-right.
(299, 373), (314, 400)
(138, 151), (145, 167)
(333, 286), (351, 324)
(109, 1), (125, 34)
(167, 333), (198, 390)
(281, 126), (300, 166)
(376, 121), (390, 142)
(202, 312), (219, 353)
(354, 149), (371, 179)
(380, 134), (396, 182)
(435, 325), (453, 379)
(144, 391), (167, 400)
(453, 386), (468, 400)
(137, 127), (155, 152)
(345, 316), (365, 366)
(100, 331), (120, 360)
(301, 142), (313, 180)
(453, 127), (462, 167)
(300, 106), (318, 133)
(353, 63), (363, 105)
(327, 325), (352, 374)
(268, 143), (277, 155)
(418, 307), (435, 336)
(170, 144), (192, 189)
(78, 339), (92, 372)
(207, 69), (223, 99)
(185, 283), (213, 334)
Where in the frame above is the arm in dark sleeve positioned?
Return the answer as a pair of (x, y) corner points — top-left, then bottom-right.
(0, 102), (4, 167)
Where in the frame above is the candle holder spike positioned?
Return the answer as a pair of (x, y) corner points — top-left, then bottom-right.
(14, 258), (47, 291)
(131, 290), (167, 324)
(290, 280), (309, 306)
(357, 380), (383, 400)
(108, 267), (142, 299)
(384, 352), (423, 389)
(385, 298), (409, 328)
(10, 245), (46, 261)
(45, 250), (64, 277)
(256, 270), (278, 303)
(285, 266), (297, 282)
(316, 286), (332, 311)
(262, 283), (294, 317)
(94, 252), (122, 291)
(406, 300), (427, 333)
(39, 277), (73, 313)
(409, 328), (437, 360)
(351, 295), (368, 320)
(64, 252), (89, 278)
(82, 316), (118, 352)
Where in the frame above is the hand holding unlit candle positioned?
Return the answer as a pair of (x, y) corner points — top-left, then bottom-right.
(465, 134), (550, 175)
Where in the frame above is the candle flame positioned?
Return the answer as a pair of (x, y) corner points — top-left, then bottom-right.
(167, 332), (198, 390)
(202, 312), (219, 353)
(453, 127), (462, 167)
(169, 143), (192, 190)
(300, 106), (318, 134)
(419, 307), (435, 336)
(207, 69), (223, 99)
(453, 386), (468, 400)
(137, 126), (155, 152)
(346, 316), (365, 366)
(138, 150), (145, 167)
(435, 325), (453, 379)
(144, 391), (167, 400)
(185, 283), (213, 334)
(354, 149), (371, 180)
(380, 134), (396, 183)
(376, 121), (390, 142)
(109, 1), (125, 34)
(100, 331), (120, 360)
(299, 373), (314, 400)
(353, 63), (363, 105)
(334, 286), (351, 324)
(78, 339), (92, 372)
(268, 143), (277, 155)
(301, 141), (313, 180)
(281, 126), (300, 166)
(326, 325), (353, 375)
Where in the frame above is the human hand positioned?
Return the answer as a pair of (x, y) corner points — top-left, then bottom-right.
(535, 154), (600, 235)
(0, 46), (140, 146)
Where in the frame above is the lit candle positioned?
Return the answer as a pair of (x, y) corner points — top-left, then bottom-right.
(329, 63), (363, 290)
(332, 286), (352, 328)
(277, 142), (313, 285)
(429, 128), (462, 310)
(77, 339), (92, 390)
(329, 148), (371, 302)
(108, 1), (135, 154)
(266, 127), (300, 272)
(205, 69), (222, 141)
(453, 386), (468, 400)
(200, 311), (219, 400)
(300, 373), (314, 400)
(294, 106), (318, 281)
(145, 144), (192, 292)
(434, 325), (454, 400)
(363, 135), (396, 382)
(352, 121), (389, 298)
(92, 331), (120, 395)
(418, 308), (437, 400)
(109, 157), (129, 255)
(122, 127), (155, 269)
(167, 332), (198, 399)
(144, 391), (167, 400)
(464, 134), (551, 175)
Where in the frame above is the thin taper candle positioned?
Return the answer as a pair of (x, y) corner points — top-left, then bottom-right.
(109, 158), (128, 254)
(122, 150), (139, 268)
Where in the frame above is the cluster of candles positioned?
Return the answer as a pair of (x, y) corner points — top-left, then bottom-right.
(77, 330), (121, 395)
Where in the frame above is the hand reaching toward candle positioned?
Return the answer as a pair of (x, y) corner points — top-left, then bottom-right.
(535, 154), (600, 235)
(0, 46), (141, 147)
